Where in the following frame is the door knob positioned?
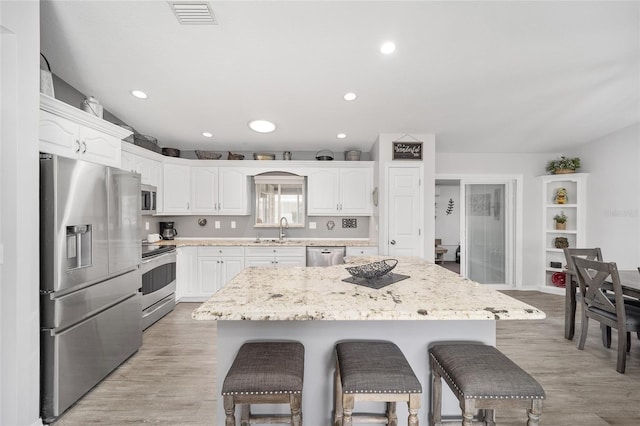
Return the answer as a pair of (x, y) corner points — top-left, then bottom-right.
(390, 240), (396, 245)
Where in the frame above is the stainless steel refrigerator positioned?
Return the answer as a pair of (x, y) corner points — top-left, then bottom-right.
(40, 154), (142, 423)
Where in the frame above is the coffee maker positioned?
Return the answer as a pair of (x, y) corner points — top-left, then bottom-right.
(159, 221), (177, 240)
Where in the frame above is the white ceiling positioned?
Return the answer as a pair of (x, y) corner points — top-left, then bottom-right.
(40, 1), (640, 154)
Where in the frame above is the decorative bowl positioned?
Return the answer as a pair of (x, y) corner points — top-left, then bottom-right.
(195, 150), (222, 160)
(345, 259), (398, 279)
(253, 152), (276, 160)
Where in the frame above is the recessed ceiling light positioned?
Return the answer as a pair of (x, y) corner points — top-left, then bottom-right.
(337, 133), (347, 139)
(248, 120), (276, 133)
(202, 132), (213, 138)
(343, 92), (357, 101)
(380, 41), (396, 55)
(130, 90), (148, 99)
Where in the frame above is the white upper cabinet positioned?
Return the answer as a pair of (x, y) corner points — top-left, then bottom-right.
(39, 94), (128, 168)
(163, 163), (191, 213)
(121, 148), (161, 186)
(218, 168), (250, 214)
(307, 167), (373, 216)
(163, 163), (249, 215)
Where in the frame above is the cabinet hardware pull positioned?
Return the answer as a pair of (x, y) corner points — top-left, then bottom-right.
(81, 141), (87, 153)
(75, 140), (81, 153)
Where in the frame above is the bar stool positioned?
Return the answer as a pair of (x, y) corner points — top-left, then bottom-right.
(221, 341), (304, 426)
(429, 343), (545, 426)
(334, 340), (422, 425)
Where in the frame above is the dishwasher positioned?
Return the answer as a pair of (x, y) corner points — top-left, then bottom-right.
(306, 246), (346, 266)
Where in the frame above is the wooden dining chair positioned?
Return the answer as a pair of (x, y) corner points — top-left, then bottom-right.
(563, 248), (603, 341)
(573, 257), (640, 373)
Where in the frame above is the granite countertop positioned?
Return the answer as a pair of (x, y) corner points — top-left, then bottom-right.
(192, 256), (546, 321)
(157, 238), (376, 247)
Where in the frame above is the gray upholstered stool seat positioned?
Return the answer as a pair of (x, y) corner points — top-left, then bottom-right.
(429, 344), (545, 426)
(334, 341), (422, 425)
(222, 341), (304, 426)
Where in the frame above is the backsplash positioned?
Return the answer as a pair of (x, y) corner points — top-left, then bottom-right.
(139, 215), (369, 240)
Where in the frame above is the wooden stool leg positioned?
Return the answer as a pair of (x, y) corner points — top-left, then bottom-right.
(527, 399), (543, 426)
(387, 402), (398, 426)
(462, 399), (475, 426)
(484, 408), (496, 426)
(408, 393), (420, 426)
(223, 395), (236, 426)
(334, 366), (343, 426)
(342, 394), (355, 426)
(240, 404), (249, 426)
(431, 366), (442, 426)
(290, 393), (302, 426)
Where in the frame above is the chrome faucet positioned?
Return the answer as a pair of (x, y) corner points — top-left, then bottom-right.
(279, 216), (289, 241)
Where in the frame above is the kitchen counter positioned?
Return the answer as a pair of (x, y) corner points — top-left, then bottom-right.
(156, 237), (376, 247)
(193, 256), (545, 424)
(192, 256), (544, 321)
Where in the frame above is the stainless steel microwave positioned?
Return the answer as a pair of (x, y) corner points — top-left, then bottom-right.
(141, 184), (157, 215)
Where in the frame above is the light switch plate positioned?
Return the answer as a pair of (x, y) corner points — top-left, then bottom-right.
(231, 221), (236, 229)
(309, 222), (316, 229)
(145, 221), (150, 230)
(215, 221), (221, 229)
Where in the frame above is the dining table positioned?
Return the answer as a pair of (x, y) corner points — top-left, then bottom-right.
(565, 269), (640, 340)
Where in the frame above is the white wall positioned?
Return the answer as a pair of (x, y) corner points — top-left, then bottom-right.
(0, 1), (42, 425)
(435, 152), (554, 288)
(435, 184), (460, 261)
(569, 124), (640, 269)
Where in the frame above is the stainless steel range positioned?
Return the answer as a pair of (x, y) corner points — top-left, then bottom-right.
(141, 244), (177, 330)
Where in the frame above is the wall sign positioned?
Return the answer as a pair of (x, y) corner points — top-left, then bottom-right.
(393, 141), (423, 160)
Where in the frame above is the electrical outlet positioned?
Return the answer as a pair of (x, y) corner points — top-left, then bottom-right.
(215, 221), (221, 229)
(145, 221), (150, 230)
(231, 221), (236, 229)
(309, 222), (316, 229)
(342, 218), (357, 228)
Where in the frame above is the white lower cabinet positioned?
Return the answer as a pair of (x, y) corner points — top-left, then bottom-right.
(245, 246), (306, 267)
(176, 246), (198, 301)
(345, 246), (379, 257)
(177, 246), (245, 302)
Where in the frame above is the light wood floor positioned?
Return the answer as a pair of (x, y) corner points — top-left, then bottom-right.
(55, 292), (640, 425)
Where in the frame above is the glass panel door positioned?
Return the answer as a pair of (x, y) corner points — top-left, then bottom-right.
(460, 180), (515, 286)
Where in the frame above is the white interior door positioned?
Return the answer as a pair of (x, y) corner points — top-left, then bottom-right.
(387, 167), (422, 257)
(460, 179), (516, 286)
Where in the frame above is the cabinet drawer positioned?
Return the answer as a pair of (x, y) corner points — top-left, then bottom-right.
(198, 246), (245, 257)
(245, 246), (305, 257)
(346, 246), (379, 256)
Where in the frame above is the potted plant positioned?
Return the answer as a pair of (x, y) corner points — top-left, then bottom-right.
(545, 156), (581, 174)
(553, 211), (567, 230)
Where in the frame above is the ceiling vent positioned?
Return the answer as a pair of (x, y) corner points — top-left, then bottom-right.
(169, 2), (217, 25)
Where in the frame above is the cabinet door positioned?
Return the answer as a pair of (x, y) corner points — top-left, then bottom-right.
(163, 163), (191, 213)
(307, 169), (340, 215)
(138, 156), (160, 186)
(340, 168), (373, 215)
(218, 168), (249, 215)
(245, 257), (275, 267)
(39, 110), (80, 158)
(191, 167), (218, 213)
(121, 151), (137, 173)
(176, 247), (198, 301)
(220, 256), (245, 284)
(197, 257), (222, 295)
(79, 126), (121, 168)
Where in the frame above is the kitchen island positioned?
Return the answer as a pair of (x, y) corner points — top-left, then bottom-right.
(193, 256), (545, 424)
